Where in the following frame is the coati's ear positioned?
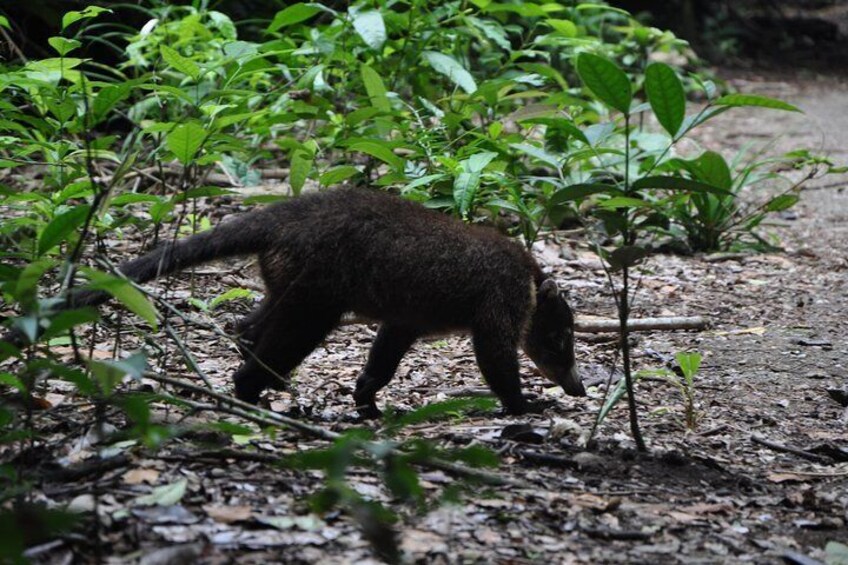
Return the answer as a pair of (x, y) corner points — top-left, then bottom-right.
(537, 278), (558, 301)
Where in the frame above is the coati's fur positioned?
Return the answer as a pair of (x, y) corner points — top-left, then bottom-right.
(19, 189), (587, 415)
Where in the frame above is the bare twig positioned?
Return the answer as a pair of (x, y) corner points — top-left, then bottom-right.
(751, 434), (830, 463)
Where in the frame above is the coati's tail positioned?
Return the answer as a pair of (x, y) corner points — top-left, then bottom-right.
(69, 209), (273, 308)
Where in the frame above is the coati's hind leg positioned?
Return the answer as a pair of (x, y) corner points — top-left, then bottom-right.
(354, 324), (419, 419)
(233, 298), (342, 404)
(471, 326), (528, 415)
(234, 302), (267, 359)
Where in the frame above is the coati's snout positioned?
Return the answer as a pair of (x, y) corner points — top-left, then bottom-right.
(524, 279), (586, 397)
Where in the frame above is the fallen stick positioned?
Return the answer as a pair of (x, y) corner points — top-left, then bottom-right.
(575, 316), (706, 333)
(751, 434), (829, 464)
(339, 314), (707, 334)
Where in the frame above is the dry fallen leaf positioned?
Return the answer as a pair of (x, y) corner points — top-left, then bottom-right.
(123, 468), (161, 486)
(203, 504), (253, 523)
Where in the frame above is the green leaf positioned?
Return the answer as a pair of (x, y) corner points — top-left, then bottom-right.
(348, 141), (404, 169)
(160, 45), (200, 80)
(632, 176), (731, 195)
(550, 183), (621, 205)
(166, 122), (206, 164)
(454, 151), (497, 218)
(644, 63), (685, 137)
(395, 398), (497, 428)
(134, 478), (187, 507)
(350, 8), (386, 50)
(607, 245), (648, 271)
(48, 37), (82, 57)
(576, 53), (632, 114)
(0, 373), (25, 393)
(62, 6), (111, 31)
(826, 541), (848, 565)
(320, 166), (361, 186)
(713, 94), (801, 113)
(693, 151), (733, 190)
(268, 3), (322, 31)
(0, 16), (10, 30)
(675, 352), (702, 382)
(509, 143), (561, 168)
(422, 52), (477, 94)
(40, 308), (100, 341)
(84, 271), (158, 331)
(360, 64), (391, 112)
(764, 194), (800, 213)
(209, 288), (256, 310)
(289, 150), (313, 196)
(599, 196), (652, 209)
(38, 205), (90, 256)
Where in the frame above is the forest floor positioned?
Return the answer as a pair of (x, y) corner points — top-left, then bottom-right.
(13, 69), (848, 564)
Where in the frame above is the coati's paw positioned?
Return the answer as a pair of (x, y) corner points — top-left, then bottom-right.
(233, 375), (264, 405)
(356, 403), (384, 420)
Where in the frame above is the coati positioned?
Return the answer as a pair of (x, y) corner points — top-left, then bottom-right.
(10, 188), (587, 416)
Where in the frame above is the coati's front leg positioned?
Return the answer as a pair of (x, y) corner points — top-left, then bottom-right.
(233, 300), (341, 404)
(472, 328), (529, 415)
(354, 324), (419, 419)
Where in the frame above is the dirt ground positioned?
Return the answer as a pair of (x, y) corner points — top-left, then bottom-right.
(13, 69), (848, 564)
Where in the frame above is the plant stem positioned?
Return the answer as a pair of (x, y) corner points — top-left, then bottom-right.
(618, 264), (646, 451)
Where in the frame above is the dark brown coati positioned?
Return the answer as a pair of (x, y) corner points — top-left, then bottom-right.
(15, 188), (587, 416)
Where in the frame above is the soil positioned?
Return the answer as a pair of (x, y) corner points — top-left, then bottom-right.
(8, 70), (848, 564)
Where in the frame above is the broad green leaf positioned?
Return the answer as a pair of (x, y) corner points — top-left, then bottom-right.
(88, 353), (147, 395)
(454, 151), (497, 218)
(0, 373), (25, 393)
(644, 63), (685, 137)
(599, 197), (652, 209)
(546, 19), (578, 37)
(360, 64), (390, 112)
(509, 143), (561, 168)
(349, 141), (404, 169)
(350, 8), (386, 50)
(632, 176), (731, 195)
(395, 398), (497, 428)
(134, 478), (187, 507)
(38, 205), (90, 256)
(320, 166), (361, 186)
(289, 150), (313, 196)
(268, 4), (322, 31)
(404, 173), (448, 191)
(209, 288), (256, 310)
(693, 151), (732, 190)
(41, 308), (100, 341)
(675, 352), (702, 382)
(85, 271), (158, 331)
(607, 245), (648, 271)
(0, 16), (9, 30)
(14, 259), (56, 305)
(713, 94), (801, 113)
(550, 183), (621, 205)
(825, 541), (848, 565)
(160, 45), (200, 80)
(62, 6), (111, 30)
(166, 122), (206, 164)
(764, 194), (800, 213)
(48, 37), (82, 57)
(576, 53), (632, 114)
(423, 52), (477, 94)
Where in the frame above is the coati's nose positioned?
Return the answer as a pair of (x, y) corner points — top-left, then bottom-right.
(561, 364), (587, 397)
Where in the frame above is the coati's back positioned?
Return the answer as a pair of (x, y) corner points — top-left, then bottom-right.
(260, 189), (542, 331)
